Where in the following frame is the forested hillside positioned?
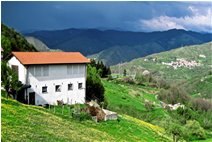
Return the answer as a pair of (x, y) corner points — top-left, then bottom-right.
(1, 23), (37, 60)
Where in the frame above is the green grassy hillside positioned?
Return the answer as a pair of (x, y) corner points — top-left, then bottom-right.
(1, 96), (171, 142)
(102, 80), (168, 123)
(111, 42), (212, 98)
(112, 42), (212, 81)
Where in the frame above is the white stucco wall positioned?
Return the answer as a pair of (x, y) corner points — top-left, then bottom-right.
(8, 56), (87, 105)
(27, 64), (87, 105)
(8, 56), (27, 84)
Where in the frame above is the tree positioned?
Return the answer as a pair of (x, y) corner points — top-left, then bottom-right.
(165, 122), (183, 142)
(123, 69), (127, 76)
(89, 59), (111, 78)
(1, 61), (23, 98)
(86, 65), (105, 102)
(184, 120), (206, 140)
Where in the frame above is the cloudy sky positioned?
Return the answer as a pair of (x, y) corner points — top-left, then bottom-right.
(1, 1), (212, 33)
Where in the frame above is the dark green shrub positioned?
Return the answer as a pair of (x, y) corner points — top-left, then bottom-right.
(86, 65), (105, 102)
(183, 120), (206, 140)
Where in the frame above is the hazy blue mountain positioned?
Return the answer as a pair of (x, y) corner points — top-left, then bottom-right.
(25, 36), (50, 51)
(25, 28), (212, 65)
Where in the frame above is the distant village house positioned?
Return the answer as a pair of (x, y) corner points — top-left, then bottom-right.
(8, 52), (90, 105)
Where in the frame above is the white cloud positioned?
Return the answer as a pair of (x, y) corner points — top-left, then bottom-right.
(139, 6), (212, 32)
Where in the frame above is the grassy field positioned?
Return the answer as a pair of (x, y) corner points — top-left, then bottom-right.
(102, 80), (168, 124)
(2, 78), (212, 141)
(1, 95), (171, 142)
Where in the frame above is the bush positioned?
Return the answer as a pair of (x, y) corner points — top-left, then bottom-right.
(158, 85), (190, 105)
(165, 122), (183, 142)
(156, 78), (170, 89)
(107, 75), (113, 81)
(183, 120), (206, 140)
(144, 101), (155, 111)
(135, 71), (152, 84)
(192, 98), (212, 112)
(121, 76), (135, 84)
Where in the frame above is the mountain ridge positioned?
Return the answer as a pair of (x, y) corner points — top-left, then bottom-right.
(25, 28), (212, 65)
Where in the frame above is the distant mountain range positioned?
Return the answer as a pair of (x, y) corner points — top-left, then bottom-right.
(25, 36), (62, 52)
(25, 28), (212, 65)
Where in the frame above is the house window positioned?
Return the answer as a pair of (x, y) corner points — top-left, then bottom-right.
(42, 86), (48, 93)
(68, 83), (73, 91)
(78, 83), (83, 89)
(35, 66), (42, 77)
(55, 85), (61, 92)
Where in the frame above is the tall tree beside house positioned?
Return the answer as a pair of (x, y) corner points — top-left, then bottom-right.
(89, 59), (111, 78)
(86, 64), (105, 102)
(1, 23), (36, 97)
(1, 61), (23, 98)
(1, 23), (37, 60)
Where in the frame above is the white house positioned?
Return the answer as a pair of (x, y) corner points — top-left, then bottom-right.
(8, 52), (90, 105)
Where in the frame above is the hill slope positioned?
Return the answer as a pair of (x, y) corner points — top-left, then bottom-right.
(1, 96), (171, 142)
(25, 29), (212, 65)
(25, 36), (50, 51)
(1, 23), (37, 60)
(111, 42), (212, 98)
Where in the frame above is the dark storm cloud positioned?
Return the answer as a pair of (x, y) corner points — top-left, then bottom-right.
(1, 1), (212, 32)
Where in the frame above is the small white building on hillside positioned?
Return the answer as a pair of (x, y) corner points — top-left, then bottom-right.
(8, 52), (90, 105)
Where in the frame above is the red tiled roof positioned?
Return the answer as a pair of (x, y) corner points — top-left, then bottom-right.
(12, 52), (90, 65)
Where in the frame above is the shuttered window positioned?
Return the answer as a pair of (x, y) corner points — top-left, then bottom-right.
(35, 66), (42, 77)
(43, 65), (49, 76)
(67, 65), (73, 75)
(73, 65), (78, 75)
(33, 65), (49, 77)
(67, 64), (84, 75)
